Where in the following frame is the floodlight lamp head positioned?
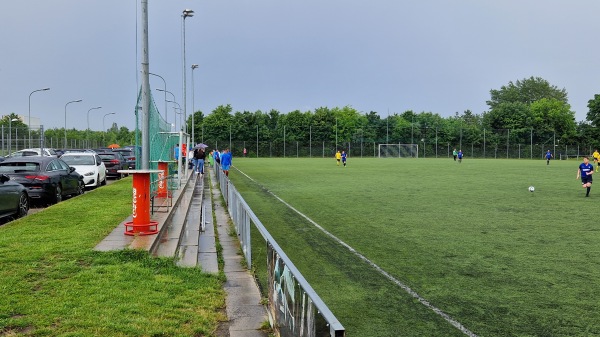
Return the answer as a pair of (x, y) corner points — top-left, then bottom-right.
(191, 64), (199, 69)
(42, 88), (50, 91)
(183, 9), (194, 18)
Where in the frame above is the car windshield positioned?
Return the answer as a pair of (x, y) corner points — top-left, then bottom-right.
(98, 154), (115, 160)
(11, 151), (39, 157)
(0, 162), (41, 173)
(61, 155), (95, 165)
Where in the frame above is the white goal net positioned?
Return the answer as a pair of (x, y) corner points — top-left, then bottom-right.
(378, 144), (419, 158)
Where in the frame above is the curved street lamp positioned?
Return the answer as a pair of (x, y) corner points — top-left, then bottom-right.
(149, 73), (167, 122)
(102, 112), (116, 146)
(103, 112), (116, 133)
(64, 99), (83, 148)
(167, 100), (182, 131)
(87, 106), (102, 147)
(28, 87), (50, 148)
(156, 88), (176, 126)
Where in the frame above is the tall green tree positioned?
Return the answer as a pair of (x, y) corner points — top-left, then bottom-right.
(487, 76), (568, 109)
(202, 104), (233, 146)
(586, 94), (600, 128)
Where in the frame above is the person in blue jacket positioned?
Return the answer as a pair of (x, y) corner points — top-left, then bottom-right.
(220, 148), (233, 177)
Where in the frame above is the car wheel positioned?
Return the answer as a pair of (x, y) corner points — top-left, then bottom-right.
(17, 192), (29, 218)
(95, 174), (101, 188)
(53, 185), (63, 204)
(77, 182), (85, 195)
(101, 176), (107, 186)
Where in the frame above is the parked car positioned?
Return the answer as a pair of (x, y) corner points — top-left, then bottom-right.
(112, 149), (136, 169)
(0, 156), (84, 205)
(97, 152), (128, 179)
(0, 174), (29, 221)
(60, 152), (107, 188)
(61, 149), (95, 155)
(9, 148), (58, 157)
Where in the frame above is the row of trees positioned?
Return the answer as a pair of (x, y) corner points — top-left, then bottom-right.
(187, 77), (595, 151)
(2, 76), (599, 156)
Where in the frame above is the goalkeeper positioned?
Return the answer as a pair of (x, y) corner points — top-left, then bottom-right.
(335, 150), (341, 166)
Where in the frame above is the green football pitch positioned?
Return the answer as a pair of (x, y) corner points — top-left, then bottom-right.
(228, 157), (600, 337)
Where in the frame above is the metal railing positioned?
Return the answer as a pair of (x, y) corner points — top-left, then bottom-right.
(215, 167), (345, 337)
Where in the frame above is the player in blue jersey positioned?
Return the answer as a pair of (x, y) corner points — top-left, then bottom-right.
(545, 150), (553, 165)
(577, 156), (594, 197)
(341, 151), (347, 167)
(457, 150), (463, 163)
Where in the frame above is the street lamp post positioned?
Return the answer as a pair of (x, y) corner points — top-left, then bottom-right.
(156, 88), (176, 127)
(87, 106), (102, 148)
(8, 118), (19, 155)
(167, 100), (182, 131)
(64, 99), (82, 148)
(102, 112), (116, 145)
(149, 72), (167, 122)
(174, 109), (183, 132)
(191, 64), (198, 145)
(103, 112), (116, 132)
(182, 9), (194, 136)
(28, 87), (50, 148)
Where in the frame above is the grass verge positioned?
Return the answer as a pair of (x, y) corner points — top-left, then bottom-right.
(0, 178), (225, 336)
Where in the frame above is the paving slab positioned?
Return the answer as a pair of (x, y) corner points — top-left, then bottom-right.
(198, 252), (219, 274)
(177, 245), (198, 267)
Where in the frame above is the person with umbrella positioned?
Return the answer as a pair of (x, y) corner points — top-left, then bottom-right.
(194, 144), (207, 175)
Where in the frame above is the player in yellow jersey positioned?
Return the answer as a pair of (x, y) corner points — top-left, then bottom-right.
(593, 149), (600, 172)
(335, 150), (341, 166)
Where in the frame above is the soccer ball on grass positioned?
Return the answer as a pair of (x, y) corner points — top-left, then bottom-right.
(528, 186), (535, 192)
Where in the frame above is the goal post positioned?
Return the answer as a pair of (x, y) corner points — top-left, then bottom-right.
(378, 144), (419, 158)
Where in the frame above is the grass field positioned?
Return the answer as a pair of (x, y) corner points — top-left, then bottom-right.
(229, 157), (600, 337)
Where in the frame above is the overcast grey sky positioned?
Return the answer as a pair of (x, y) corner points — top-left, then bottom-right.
(1, 1), (599, 131)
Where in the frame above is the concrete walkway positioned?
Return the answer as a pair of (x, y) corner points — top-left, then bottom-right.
(209, 168), (268, 337)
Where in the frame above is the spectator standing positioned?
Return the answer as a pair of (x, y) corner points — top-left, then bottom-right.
(214, 149), (221, 165)
(221, 148), (233, 176)
(208, 150), (214, 167)
(195, 148), (206, 174)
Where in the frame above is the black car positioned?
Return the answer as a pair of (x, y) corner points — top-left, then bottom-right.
(0, 156), (85, 205)
(112, 149), (136, 169)
(97, 152), (128, 178)
(0, 174), (29, 221)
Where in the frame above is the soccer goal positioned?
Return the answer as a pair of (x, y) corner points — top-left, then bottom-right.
(378, 144), (419, 158)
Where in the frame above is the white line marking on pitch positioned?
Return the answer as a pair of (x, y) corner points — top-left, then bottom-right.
(235, 168), (479, 337)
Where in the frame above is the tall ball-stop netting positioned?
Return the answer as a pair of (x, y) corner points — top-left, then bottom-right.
(135, 88), (181, 194)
